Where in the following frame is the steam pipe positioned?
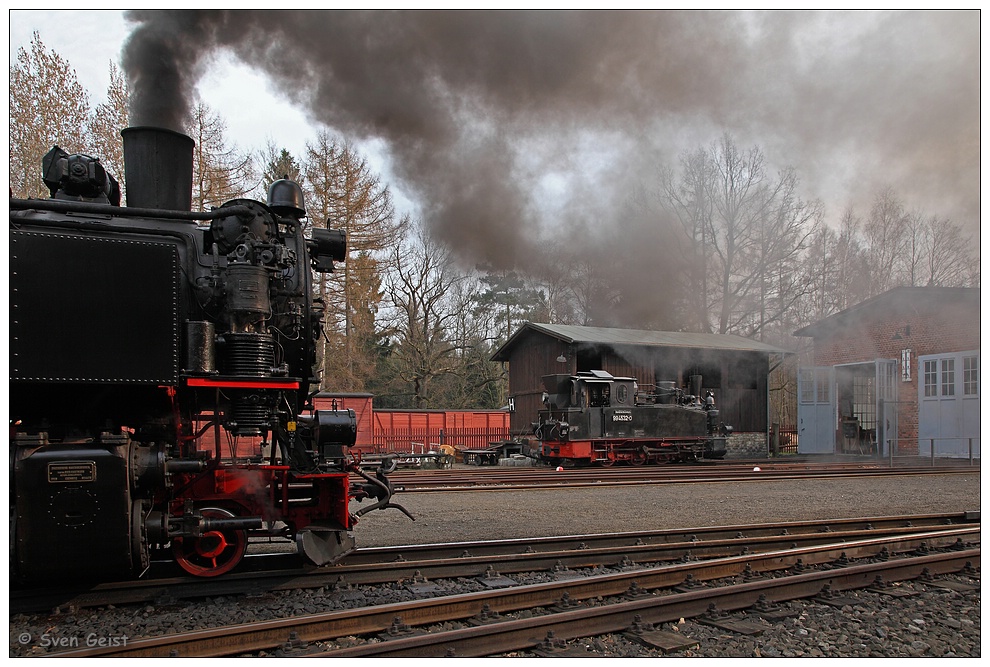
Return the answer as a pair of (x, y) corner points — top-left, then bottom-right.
(9, 198), (253, 220)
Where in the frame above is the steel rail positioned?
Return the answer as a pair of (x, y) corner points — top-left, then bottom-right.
(319, 548), (980, 657)
(49, 527), (979, 657)
(339, 511), (977, 563)
(13, 512), (977, 613)
(383, 459), (976, 480)
(12, 513), (975, 613)
(386, 466), (979, 492)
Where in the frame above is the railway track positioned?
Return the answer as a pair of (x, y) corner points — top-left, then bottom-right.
(384, 460), (979, 492)
(319, 547), (980, 658)
(26, 513), (979, 657)
(12, 513), (976, 614)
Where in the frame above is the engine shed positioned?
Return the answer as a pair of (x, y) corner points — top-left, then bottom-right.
(492, 322), (790, 458)
(793, 287), (980, 460)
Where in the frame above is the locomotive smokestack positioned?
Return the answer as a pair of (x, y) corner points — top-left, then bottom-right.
(689, 375), (703, 400)
(121, 126), (194, 211)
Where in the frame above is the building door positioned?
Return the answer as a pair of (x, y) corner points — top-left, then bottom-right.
(798, 367), (835, 453)
(918, 351), (981, 458)
(876, 359), (898, 456)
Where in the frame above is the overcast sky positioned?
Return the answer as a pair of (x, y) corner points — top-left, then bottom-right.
(8, 10), (319, 163)
(8, 9), (984, 274)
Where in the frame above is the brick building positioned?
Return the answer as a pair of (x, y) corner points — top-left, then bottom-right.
(793, 287), (980, 458)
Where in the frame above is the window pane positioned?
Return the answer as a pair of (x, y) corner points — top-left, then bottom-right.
(941, 359), (955, 396)
(799, 369), (813, 403)
(964, 356), (979, 395)
(924, 360), (938, 397)
(816, 373), (830, 403)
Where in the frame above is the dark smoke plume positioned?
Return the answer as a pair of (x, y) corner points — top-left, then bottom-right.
(121, 10), (980, 285)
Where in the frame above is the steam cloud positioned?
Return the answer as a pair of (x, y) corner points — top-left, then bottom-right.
(122, 10), (979, 300)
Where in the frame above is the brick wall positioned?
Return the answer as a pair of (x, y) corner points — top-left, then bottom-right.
(808, 290), (979, 455)
(812, 299), (978, 367)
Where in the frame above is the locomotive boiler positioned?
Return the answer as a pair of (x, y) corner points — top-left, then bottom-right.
(10, 126), (405, 580)
(533, 370), (730, 467)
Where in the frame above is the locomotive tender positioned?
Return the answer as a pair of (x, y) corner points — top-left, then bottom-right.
(10, 126), (405, 580)
(533, 370), (730, 467)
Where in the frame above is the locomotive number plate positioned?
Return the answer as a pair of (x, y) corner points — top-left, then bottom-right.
(47, 461), (97, 483)
(612, 410), (633, 422)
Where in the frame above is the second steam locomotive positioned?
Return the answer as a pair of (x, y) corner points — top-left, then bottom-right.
(533, 371), (731, 467)
(10, 126), (406, 581)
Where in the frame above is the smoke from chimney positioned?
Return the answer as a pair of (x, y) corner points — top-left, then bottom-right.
(121, 10), (979, 316)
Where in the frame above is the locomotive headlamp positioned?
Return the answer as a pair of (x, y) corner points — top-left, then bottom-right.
(309, 228), (347, 273)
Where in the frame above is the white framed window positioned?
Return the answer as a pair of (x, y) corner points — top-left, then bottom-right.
(923, 354), (978, 398)
(924, 359), (938, 397)
(941, 359), (955, 396)
(963, 355), (979, 396)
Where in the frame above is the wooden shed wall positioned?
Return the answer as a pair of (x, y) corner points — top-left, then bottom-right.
(502, 335), (770, 434)
(504, 332), (572, 433)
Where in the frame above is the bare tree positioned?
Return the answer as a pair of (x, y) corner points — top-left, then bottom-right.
(705, 135), (775, 334)
(435, 275), (507, 409)
(734, 168), (821, 340)
(801, 207), (871, 322)
(658, 147), (715, 332)
(831, 208), (871, 312)
(862, 186), (908, 296)
(188, 101), (255, 210)
(657, 135), (820, 336)
(87, 61), (129, 191)
(382, 224), (465, 408)
(304, 130), (404, 391)
(528, 243), (580, 326)
(569, 256), (623, 327)
(911, 213), (975, 287)
(9, 32), (90, 198)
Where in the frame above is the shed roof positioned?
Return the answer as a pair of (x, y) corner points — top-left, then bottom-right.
(793, 287), (980, 338)
(492, 322), (791, 361)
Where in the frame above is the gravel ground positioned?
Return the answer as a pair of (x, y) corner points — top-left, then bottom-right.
(505, 578), (981, 658)
(352, 467), (982, 547)
(9, 467), (981, 658)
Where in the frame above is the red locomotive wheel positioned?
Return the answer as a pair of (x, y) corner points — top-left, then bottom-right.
(630, 449), (648, 466)
(172, 507), (248, 577)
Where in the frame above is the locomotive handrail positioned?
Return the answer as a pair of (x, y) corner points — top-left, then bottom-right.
(9, 197), (254, 221)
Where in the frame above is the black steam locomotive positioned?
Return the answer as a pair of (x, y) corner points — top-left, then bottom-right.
(533, 371), (731, 466)
(10, 127), (404, 580)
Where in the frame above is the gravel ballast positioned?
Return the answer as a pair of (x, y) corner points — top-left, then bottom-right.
(352, 469), (981, 547)
(8, 468), (980, 658)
